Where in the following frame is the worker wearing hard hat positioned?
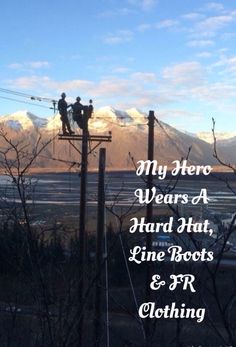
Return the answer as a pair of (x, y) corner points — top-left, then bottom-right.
(58, 93), (75, 135)
(72, 96), (84, 129)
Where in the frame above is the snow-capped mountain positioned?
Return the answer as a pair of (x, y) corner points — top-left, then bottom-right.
(197, 131), (236, 144)
(0, 108), (234, 170)
(212, 136), (236, 164)
(38, 106), (147, 132)
(0, 111), (47, 131)
(45, 113), (61, 131)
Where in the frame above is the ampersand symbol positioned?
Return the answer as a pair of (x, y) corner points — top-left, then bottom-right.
(150, 274), (166, 290)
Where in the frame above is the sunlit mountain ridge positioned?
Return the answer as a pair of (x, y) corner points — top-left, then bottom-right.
(0, 109), (235, 170)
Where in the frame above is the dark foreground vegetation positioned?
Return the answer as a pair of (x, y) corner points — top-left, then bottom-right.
(0, 124), (235, 346)
(0, 219), (235, 347)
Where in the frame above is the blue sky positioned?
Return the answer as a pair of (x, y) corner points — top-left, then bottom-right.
(1, 0), (236, 132)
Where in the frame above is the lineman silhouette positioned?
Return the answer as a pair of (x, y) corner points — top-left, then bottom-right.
(72, 96), (84, 129)
(58, 92), (74, 135)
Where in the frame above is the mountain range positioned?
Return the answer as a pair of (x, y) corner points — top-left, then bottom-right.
(0, 108), (235, 171)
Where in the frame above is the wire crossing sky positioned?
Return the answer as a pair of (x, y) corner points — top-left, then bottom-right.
(1, 0), (236, 132)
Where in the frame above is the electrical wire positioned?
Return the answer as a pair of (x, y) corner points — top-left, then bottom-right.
(0, 87), (148, 118)
(105, 172), (146, 343)
(0, 86), (150, 125)
(0, 95), (54, 110)
(154, 116), (190, 158)
(0, 87), (56, 103)
(92, 118), (148, 128)
(95, 116), (148, 121)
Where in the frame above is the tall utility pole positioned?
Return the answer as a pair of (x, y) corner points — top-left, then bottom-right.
(145, 110), (155, 346)
(94, 148), (106, 347)
(58, 108), (112, 346)
(77, 112), (89, 347)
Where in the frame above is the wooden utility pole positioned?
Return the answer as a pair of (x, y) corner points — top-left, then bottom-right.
(58, 108), (112, 346)
(94, 148), (106, 347)
(77, 112), (89, 346)
(145, 110), (155, 346)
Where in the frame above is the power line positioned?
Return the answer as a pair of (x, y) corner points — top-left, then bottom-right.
(0, 96), (147, 127)
(0, 87), (151, 127)
(92, 117), (148, 128)
(0, 87), (150, 121)
(95, 115), (148, 120)
(0, 87), (56, 103)
(154, 116), (190, 158)
(105, 171), (146, 342)
(0, 95), (54, 110)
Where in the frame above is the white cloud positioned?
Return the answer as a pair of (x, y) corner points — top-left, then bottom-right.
(221, 32), (236, 40)
(182, 12), (205, 21)
(204, 2), (224, 12)
(29, 61), (50, 69)
(5, 73), (161, 110)
(158, 109), (203, 121)
(141, 0), (157, 10)
(7, 76), (133, 99)
(196, 51), (212, 58)
(185, 9), (236, 46)
(93, 79), (131, 96)
(226, 57), (236, 73)
(131, 72), (157, 82)
(211, 55), (236, 74)
(8, 61), (50, 70)
(187, 39), (214, 47)
(137, 23), (152, 32)
(191, 82), (236, 102)
(113, 66), (130, 74)
(103, 30), (133, 44)
(70, 54), (82, 60)
(127, 0), (157, 11)
(6, 57), (236, 118)
(162, 62), (204, 86)
(6, 76), (52, 89)
(217, 47), (228, 53)
(8, 63), (22, 69)
(196, 15), (234, 33)
(6, 76), (92, 92)
(156, 19), (178, 29)
(98, 7), (134, 18)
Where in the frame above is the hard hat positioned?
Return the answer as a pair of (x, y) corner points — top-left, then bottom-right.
(61, 92), (66, 97)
